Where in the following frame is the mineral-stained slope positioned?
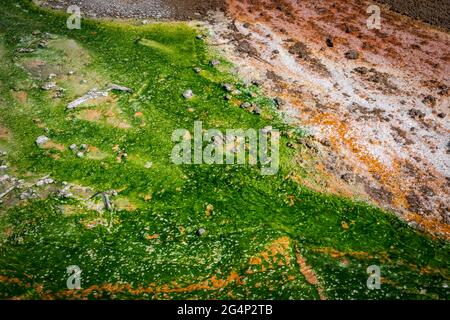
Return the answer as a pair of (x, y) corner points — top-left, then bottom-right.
(204, 0), (450, 237)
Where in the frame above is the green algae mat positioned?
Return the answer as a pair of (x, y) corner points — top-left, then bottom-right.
(0, 0), (448, 299)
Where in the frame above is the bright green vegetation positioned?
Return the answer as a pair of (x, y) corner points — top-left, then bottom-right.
(0, 0), (448, 300)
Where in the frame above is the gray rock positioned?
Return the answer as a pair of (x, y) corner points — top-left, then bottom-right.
(16, 48), (35, 53)
(183, 89), (194, 99)
(36, 178), (54, 187)
(251, 79), (262, 86)
(69, 144), (78, 151)
(252, 105), (261, 115)
(196, 228), (206, 236)
(36, 136), (49, 145)
(41, 82), (56, 90)
(210, 60), (220, 67)
(223, 83), (233, 92)
(108, 83), (133, 93)
(240, 102), (251, 109)
(274, 97), (284, 109)
(345, 50), (359, 60)
(194, 67), (201, 74)
(326, 37), (334, 48)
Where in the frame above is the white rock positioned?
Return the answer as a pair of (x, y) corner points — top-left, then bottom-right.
(41, 82), (56, 90)
(36, 136), (49, 145)
(144, 161), (153, 169)
(183, 89), (194, 99)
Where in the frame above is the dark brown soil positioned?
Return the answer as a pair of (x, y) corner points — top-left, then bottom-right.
(375, 0), (450, 30)
(39, 0), (225, 20)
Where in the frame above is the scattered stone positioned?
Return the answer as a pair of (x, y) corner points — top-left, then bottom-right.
(289, 41), (311, 59)
(108, 83), (133, 93)
(232, 89), (241, 95)
(437, 112), (446, 118)
(16, 48), (34, 53)
(251, 79), (262, 86)
(195, 35), (203, 40)
(0, 151), (6, 157)
(408, 108), (425, 119)
(59, 185), (73, 198)
(32, 30), (41, 35)
(68, 70), (75, 75)
(286, 142), (295, 148)
(0, 174), (10, 183)
(272, 49), (280, 55)
(183, 89), (194, 99)
(80, 144), (88, 150)
(69, 144), (78, 151)
(144, 161), (153, 169)
(243, 22), (251, 28)
(19, 189), (37, 200)
(194, 67), (201, 74)
(326, 37), (334, 48)
(36, 136), (49, 145)
(438, 85), (448, 96)
(76, 152), (84, 158)
(224, 94), (232, 101)
(54, 87), (65, 98)
(341, 173), (354, 182)
(274, 97), (284, 109)
(196, 228), (206, 236)
(41, 82), (56, 90)
(102, 192), (113, 211)
(240, 102), (251, 109)
(223, 83), (234, 92)
(48, 73), (57, 80)
(422, 95), (436, 107)
(345, 50), (359, 59)
(36, 177), (54, 187)
(0, 165), (7, 170)
(67, 88), (108, 109)
(252, 105), (261, 115)
(210, 60), (220, 67)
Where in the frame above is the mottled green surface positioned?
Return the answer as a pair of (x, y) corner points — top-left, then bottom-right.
(0, 0), (448, 299)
